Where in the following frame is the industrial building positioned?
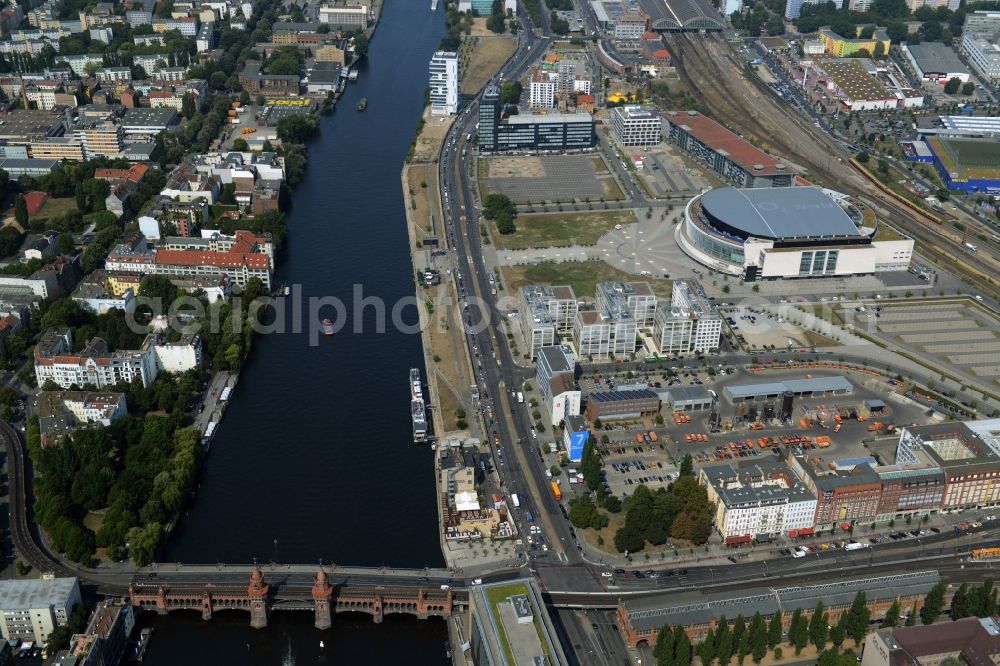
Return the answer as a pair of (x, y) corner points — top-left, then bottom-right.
(662, 111), (797, 187)
(618, 571), (940, 647)
(536, 345), (580, 426)
(584, 389), (660, 421)
(700, 459), (818, 542)
(610, 105), (662, 146)
(902, 42), (970, 84)
(638, 0), (724, 31)
(678, 186), (913, 280)
(662, 385), (714, 411)
(724, 376), (853, 402)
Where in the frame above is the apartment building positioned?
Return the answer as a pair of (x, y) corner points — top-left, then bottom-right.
(37, 390), (127, 447)
(529, 68), (556, 109)
(34, 328), (201, 389)
(536, 344), (580, 426)
(610, 105), (662, 146)
(429, 51), (459, 115)
(700, 459), (818, 542)
(654, 306), (694, 355)
(518, 284), (578, 357)
(596, 281), (656, 326)
(0, 577), (81, 644)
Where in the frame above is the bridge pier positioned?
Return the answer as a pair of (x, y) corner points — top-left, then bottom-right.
(201, 592), (212, 621)
(312, 568), (333, 630)
(248, 566), (270, 629)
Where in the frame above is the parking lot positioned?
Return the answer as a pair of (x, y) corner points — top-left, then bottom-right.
(863, 299), (1000, 387)
(622, 145), (710, 198)
(479, 154), (622, 203)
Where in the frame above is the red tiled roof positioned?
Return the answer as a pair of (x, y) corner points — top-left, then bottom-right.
(653, 49), (670, 58)
(578, 94), (594, 102)
(662, 111), (793, 177)
(155, 249), (270, 270)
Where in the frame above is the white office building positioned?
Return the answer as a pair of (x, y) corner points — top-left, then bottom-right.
(671, 280), (722, 352)
(0, 577), (81, 643)
(596, 281), (657, 326)
(610, 105), (662, 147)
(536, 345), (581, 426)
(429, 51), (459, 115)
(961, 12), (1000, 83)
(518, 284), (578, 358)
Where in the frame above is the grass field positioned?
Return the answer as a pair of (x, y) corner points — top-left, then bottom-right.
(502, 260), (673, 299)
(35, 197), (78, 220)
(461, 37), (517, 95)
(494, 210), (636, 250)
(929, 137), (1000, 180)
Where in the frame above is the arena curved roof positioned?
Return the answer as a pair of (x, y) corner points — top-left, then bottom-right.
(640, 0), (725, 30)
(699, 187), (863, 240)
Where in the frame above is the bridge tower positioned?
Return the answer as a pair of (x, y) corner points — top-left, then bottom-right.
(312, 568), (333, 630)
(247, 565), (270, 629)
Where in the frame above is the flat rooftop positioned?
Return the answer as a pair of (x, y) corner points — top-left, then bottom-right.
(905, 42), (969, 75)
(663, 111), (793, 177)
(700, 187), (862, 240)
(724, 376), (853, 400)
(819, 58), (892, 102)
(0, 577), (78, 610)
(506, 112), (594, 125)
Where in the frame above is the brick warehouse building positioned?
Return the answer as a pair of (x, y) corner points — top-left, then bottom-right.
(617, 571), (943, 648)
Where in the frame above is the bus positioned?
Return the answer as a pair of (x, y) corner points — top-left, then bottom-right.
(517, 392), (524, 404)
(511, 493), (520, 509)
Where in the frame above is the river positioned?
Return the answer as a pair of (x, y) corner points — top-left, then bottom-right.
(141, 0), (449, 661)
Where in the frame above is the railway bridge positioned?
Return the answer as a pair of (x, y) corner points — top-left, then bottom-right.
(128, 566), (461, 629)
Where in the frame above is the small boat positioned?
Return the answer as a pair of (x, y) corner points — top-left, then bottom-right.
(322, 318), (335, 336)
(282, 285), (290, 296)
(357, 97), (367, 111)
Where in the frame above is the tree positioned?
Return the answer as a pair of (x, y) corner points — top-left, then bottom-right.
(921, 581), (947, 625)
(568, 495), (598, 528)
(844, 591), (870, 645)
(679, 453), (693, 477)
(581, 439), (602, 491)
(951, 582), (971, 619)
(500, 80), (523, 104)
(181, 92), (197, 119)
(767, 611), (782, 650)
(674, 624), (692, 666)
(14, 194), (27, 227)
(944, 77), (961, 95)
(232, 137), (249, 152)
(789, 609), (809, 655)
(882, 600), (901, 628)
(654, 624), (676, 666)
(856, 150), (870, 163)
(749, 612), (768, 663)
(961, 81), (976, 96)
(829, 615), (846, 648)
(905, 601), (918, 626)
(969, 580), (996, 617)
(717, 617), (734, 666)
(352, 32), (369, 58)
(809, 601), (828, 650)
(698, 628), (717, 666)
(139, 275), (179, 310)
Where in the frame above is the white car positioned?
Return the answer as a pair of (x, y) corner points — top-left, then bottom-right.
(530, 428), (537, 438)
(975, 295), (984, 301)
(614, 224), (623, 230)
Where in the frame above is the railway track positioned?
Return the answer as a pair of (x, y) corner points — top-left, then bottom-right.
(667, 33), (999, 297)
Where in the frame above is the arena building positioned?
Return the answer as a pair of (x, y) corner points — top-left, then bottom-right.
(677, 186), (913, 280)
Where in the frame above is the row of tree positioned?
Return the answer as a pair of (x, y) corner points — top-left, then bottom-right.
(482, 193), (517, 234)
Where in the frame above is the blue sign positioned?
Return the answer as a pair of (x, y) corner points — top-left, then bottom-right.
(569, 430), (589, 462)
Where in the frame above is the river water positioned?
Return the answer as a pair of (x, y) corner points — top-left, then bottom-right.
(142, 1), (449, 661)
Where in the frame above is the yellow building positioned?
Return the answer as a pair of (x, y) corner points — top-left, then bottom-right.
(819, 26), (891, 57)
(29, 137), (85, 161)
(104, 272), (143, 298)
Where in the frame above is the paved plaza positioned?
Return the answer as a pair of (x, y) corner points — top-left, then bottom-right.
(481, 155), (621, 203)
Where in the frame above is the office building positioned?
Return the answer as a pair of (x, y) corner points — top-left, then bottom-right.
(0, 577), (81, 644)
(536, 344), (580, 426)
(597, 281), (656, 326)
(961, 11), (1000, 82)
(610, 105), (662, 146)
(860, 617), (1000, 666)
(663, 111), (797, 187)
(319, 4), (369, 29)
(564, 414), (590, 462)
(429, 51), (459, 116)
(700, 459), (818, 543)
(478, 82), (595, 152)
(66, 602), (135, 666)
(790, 454), (883, 528)
(614, 11), (647, 38)
(654, 306), (694, 355)
(468, 579), (568, 666)
(665, 279), (721, 352)
(896, 419), (1000, 510)
(29, 137), (85, 161)
(518, 284), (578, 358)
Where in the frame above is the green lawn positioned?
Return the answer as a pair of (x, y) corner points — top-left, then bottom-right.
(34, 197), (78, 220)
(484, 582), (553, 665)
(495, 210), (636, 250)
(502, 260), (673, 299)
